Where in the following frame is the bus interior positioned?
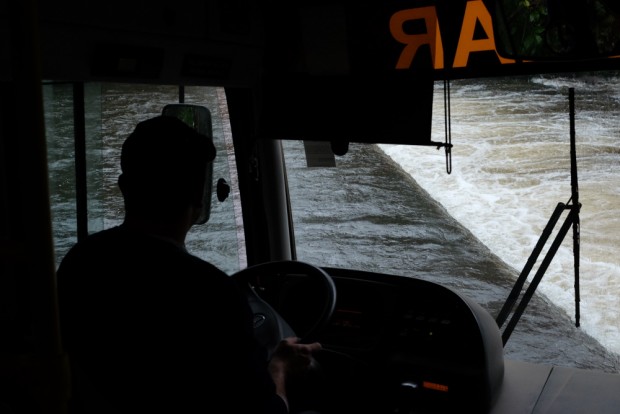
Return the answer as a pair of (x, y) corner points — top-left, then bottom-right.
(2, 1), (620, 413)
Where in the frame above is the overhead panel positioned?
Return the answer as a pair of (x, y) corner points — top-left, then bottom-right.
(258, 2), (437, 146)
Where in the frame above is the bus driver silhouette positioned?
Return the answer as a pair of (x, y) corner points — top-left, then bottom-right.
(57, 115), (322, 413)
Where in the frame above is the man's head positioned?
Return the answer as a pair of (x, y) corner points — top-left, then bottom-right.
(119, 115), (216, 221)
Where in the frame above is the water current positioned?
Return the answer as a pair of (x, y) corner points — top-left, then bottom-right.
(378, 72), (620, 370)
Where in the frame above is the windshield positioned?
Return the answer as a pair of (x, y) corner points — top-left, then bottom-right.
(283, 72), (620, 372)
(43, 75), (620, 373)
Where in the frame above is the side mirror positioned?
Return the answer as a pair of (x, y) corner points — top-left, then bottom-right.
(162, 103), (214, 225)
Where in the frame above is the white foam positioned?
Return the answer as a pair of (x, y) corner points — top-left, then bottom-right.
(379, 74), (620, 357)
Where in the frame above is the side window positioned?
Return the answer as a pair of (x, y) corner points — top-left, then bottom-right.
(43, 82), (104, 263)
(44, 83), (245, 274)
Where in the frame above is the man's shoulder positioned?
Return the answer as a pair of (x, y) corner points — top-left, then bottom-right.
(66, 225), (127, 249)
(58, 226), (122, 266)
(58, 225), (230, 281)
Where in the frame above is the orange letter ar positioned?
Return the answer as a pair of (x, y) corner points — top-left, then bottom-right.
(390, 6), (444, 70)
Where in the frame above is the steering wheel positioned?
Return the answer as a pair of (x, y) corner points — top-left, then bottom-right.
(231, 260), (337, 357)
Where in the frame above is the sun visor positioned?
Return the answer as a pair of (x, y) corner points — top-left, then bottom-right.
(258, 73), (434, 146)
(257, 3), (436, 147)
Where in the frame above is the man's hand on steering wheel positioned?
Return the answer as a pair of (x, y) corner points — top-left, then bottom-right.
(270, 337), (323, 377)
(231, 260), (337, 357)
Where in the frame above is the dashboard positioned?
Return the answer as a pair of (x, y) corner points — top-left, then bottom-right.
(256, 265), (505, 413)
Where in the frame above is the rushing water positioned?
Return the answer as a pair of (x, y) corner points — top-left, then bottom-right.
(379, 72), (620, 363)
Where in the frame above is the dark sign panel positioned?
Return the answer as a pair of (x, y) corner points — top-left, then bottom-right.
(257, 1), (619, 145)
(261, 1), (620, 79)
